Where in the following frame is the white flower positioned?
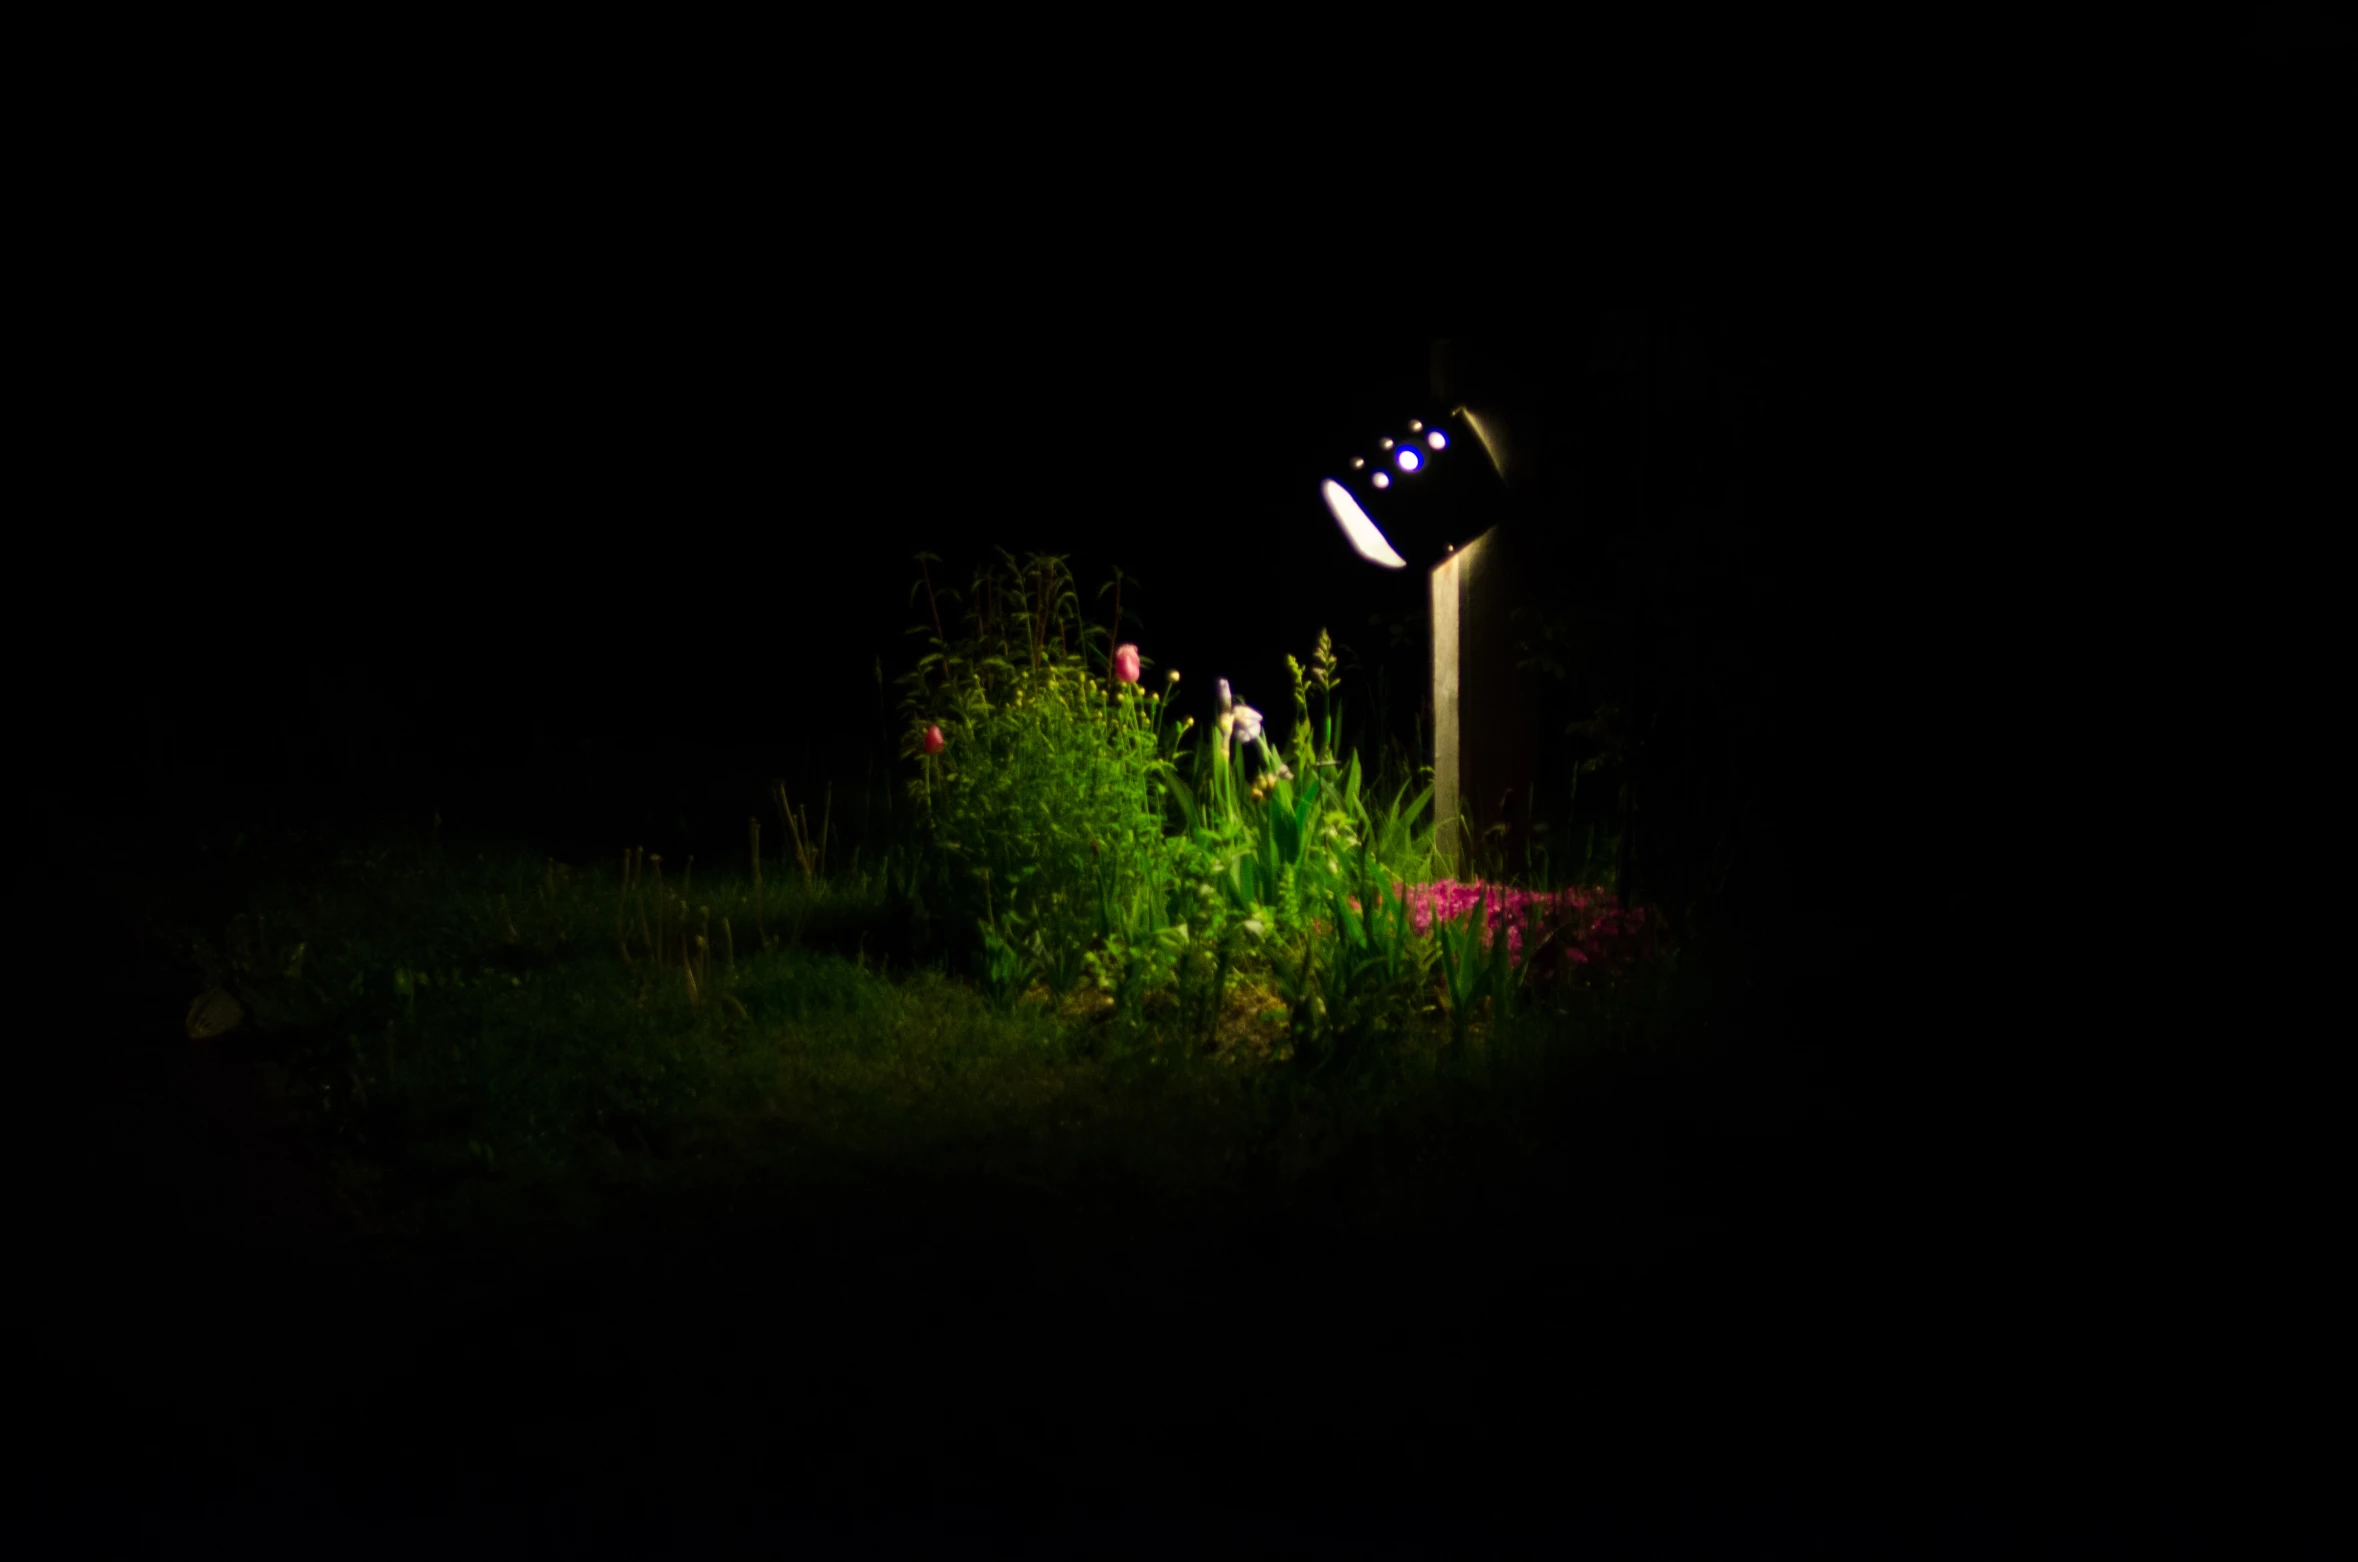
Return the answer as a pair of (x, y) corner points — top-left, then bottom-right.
(1231, 703), (1264, 746)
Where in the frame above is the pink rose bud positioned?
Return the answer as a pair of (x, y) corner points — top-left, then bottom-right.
(1114, 644), (1141, 684)
(923, 725), (945, 756)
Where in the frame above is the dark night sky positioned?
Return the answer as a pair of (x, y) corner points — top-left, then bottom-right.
(79, 292), (1820, 844)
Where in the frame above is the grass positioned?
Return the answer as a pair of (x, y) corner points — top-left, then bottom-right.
(56, 798), (1931, 1550)
(121, 801), (1727, 1263)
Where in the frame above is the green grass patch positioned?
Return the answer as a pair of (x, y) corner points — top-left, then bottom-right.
(129, 807), (1714, 1260)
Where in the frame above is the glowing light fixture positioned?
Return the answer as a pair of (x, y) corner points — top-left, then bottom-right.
(1311, 356), (1533, 880)
(1320, 479), (1408, 568)
(1321, 405), (1489, 574)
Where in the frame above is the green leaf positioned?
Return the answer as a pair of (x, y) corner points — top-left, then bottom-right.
(1166, 771), (1198, 834)
(1331, 889), (1366, 950)
(1270, 790), (1303, 866)
(1289, 790), (1318, 865)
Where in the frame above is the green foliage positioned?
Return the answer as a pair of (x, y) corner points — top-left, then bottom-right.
(977, 920), (1027, 1010)
(890, 566), (1467, 1062)
(898, 552), (1183, 994)
(1271, 861), (1438, 1089)
(1433, 898), (1491, 1053)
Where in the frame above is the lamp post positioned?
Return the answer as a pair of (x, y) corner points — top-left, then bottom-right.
(1319, 348), (1538, 878)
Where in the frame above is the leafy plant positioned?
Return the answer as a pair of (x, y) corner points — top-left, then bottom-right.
(899, 552), (1184, 991)
(978, 918), (1028, 1010)
(1433, 898), (1494, 1053)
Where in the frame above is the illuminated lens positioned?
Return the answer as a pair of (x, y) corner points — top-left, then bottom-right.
(1397, 449), (1420, 472)
(1408, 420), (1423, 432)
(1379, 438), (1393, 449)
(1350, 457), (1363, 469)
(1372, 471), (1390, 488)
(1320, 479), (1408, 568)
(1428, 431), (1446, 449)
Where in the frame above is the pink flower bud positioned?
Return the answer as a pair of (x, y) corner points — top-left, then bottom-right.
(1114, 644), (1141, 684)
(923, 725), (945, 756)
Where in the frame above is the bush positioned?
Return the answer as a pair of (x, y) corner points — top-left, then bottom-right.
(899, 553), (1184, 997)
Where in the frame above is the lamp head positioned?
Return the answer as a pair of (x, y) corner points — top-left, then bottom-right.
(1320, 406), (1510, 570)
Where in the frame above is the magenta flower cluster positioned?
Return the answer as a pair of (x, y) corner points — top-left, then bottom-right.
(1392, 879), (1655, 979)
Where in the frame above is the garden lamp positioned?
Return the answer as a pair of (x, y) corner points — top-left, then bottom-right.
(1317, 405), (1514, 572)
(1317, 340), (1539, 875)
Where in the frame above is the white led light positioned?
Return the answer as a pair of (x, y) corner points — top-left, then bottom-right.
(1320, 479), (1408, 568)
(1350, 457), (1363, 469)
(1409, 420), (1423, 432)
(1372, 471), (1390, 488)
(1397, 449), (1420, 472)
(1428, 431), (1446, 450)
(1379, 438), (1393, 449)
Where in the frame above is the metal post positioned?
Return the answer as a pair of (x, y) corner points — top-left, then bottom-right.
(1431, 525), (1538, 880)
